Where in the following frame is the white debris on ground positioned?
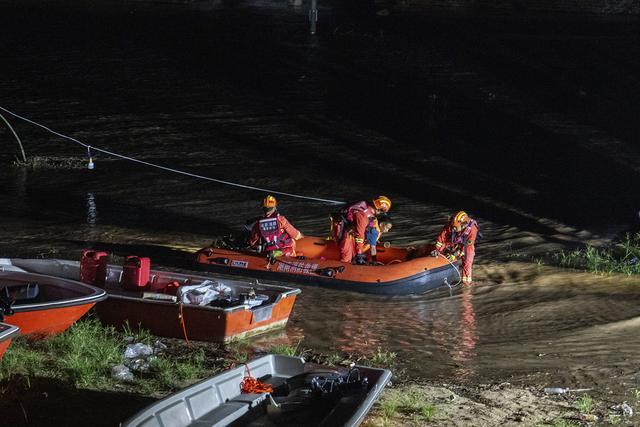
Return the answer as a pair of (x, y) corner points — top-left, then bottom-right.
(111, 340), (168, 382)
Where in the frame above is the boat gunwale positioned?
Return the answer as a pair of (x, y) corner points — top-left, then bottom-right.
(6, 258), (301, 313)
(0, 271), (107, 312)
(0, 322), (20, 341)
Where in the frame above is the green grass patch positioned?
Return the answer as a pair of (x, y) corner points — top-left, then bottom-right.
(574, 393), (593, 413)
(370, 386), (436, 425)
(369, 347), (397, 368)
(380, 399), (399, 419)
(0, 338), (48, 379)
(555, 233), (640, 275)
(138, 348), (210, 393)
(267, 339), (302, 357)
(47, 319), (123, 388)
(608, 414), (622, 425)
(0, 318), (217, 394)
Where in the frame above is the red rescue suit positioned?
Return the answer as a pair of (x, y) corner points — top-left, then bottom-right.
(335, 202), (377, 263)
(434, 219), (479, 283)
(250, 212), (302, 257)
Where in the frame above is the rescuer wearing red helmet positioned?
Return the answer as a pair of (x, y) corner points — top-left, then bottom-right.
(248, 195), (304, 257)
(331, 196), (392, 264)
(431, 211), (479, 284)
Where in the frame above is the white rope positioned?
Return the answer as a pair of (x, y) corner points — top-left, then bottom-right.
(437, 252), (462, 287)
(0, 105), (345, 205)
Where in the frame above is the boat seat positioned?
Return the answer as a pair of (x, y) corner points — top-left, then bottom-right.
(190, 401), (248, 427)
(191, 394), (267, 427)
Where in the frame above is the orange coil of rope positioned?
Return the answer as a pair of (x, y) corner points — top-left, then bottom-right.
(240, 364), (273, 394)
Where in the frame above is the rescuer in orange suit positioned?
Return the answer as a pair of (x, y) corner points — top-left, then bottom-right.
(431, 211), (479, 284)
(333, 196), (392, 264)
(249, 195), (303, 257)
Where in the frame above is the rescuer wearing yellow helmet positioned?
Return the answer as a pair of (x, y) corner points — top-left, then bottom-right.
(431, 211), (479, 284)
(330, 196), (392, 264)
(247, 195), (304, 257)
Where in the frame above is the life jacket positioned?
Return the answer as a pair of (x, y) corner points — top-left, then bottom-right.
(339, 201), (369, 224)
(258, 215), (292, 252)
(451, 219), (479, 249)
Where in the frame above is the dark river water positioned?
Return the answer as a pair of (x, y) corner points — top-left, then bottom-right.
(2, 0), (640, 394)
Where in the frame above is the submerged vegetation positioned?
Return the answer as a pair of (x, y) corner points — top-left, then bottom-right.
(555, 232), (640, 275)
(11, 155), (86, 169)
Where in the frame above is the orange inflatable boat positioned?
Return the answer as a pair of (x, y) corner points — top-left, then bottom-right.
(196, 237), (460, 295)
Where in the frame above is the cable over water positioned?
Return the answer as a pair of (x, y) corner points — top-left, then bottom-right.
(0, 105), (345, 205)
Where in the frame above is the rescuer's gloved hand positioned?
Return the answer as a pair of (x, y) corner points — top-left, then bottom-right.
(446, 254), (457, 262)
(430, 250), (439, 257)
(353, 254), (367, 265)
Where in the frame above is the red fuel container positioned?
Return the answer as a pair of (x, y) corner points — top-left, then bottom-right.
(80, 250), (108, 287)
(122, 256), (151, 291)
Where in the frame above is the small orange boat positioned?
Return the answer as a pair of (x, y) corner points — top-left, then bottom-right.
(196, 236), (460, 295)
(0, 323), (19, 360)
(6, 258), (300, 343)
(0, 268), (106, 338)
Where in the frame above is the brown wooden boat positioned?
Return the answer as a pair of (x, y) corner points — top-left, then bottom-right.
(4, 258), (300, 343)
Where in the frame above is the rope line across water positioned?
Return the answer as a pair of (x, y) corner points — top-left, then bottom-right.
(0, 105), (345, 205)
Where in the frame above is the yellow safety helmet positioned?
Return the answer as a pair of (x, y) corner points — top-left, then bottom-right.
(373, 196), (392, 212)
(263, 195), (278, 208)
(452, 211), (469, 228)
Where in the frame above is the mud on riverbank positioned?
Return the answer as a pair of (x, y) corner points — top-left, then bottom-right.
(364, 380), (639, 426)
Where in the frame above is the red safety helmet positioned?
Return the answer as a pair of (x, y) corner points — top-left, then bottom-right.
(373, 196), (392, 212)
(263, 195), (278, 209)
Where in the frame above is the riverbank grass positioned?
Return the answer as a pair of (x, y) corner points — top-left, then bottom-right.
(556, 232), (640, 275)
(267, 339), (302, 357)
(0, 318), (215, 394)
(365, 385), (436, 426)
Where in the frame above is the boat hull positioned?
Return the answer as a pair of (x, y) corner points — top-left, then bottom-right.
(196, 236), (460, 295)
(0, 270), (107, 338)
(122, 354), (392, 427)
(10, 303), (98, 337)
(5, 258), (301, 343)
(96, 292), (297, 342)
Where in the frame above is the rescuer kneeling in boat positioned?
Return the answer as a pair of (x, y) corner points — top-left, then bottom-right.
(249, 195), (304, 258)
(431, 211), (479, 284)
(331, 196), (392, 264)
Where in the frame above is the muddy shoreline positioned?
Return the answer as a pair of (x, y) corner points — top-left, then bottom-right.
(1, 262), (639, 426)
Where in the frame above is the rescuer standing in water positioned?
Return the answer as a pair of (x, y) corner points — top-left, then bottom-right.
(431, 211), (479, 284)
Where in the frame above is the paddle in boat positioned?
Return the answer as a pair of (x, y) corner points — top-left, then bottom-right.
(0, 261), (107, 338)
(122, 354), (392, 427)
(4, 253), (301, 343)
(196, 236), (460, 295)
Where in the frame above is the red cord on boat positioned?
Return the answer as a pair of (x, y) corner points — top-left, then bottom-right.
(240, 364), (273, 394)
(178, 302), (191, 346)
